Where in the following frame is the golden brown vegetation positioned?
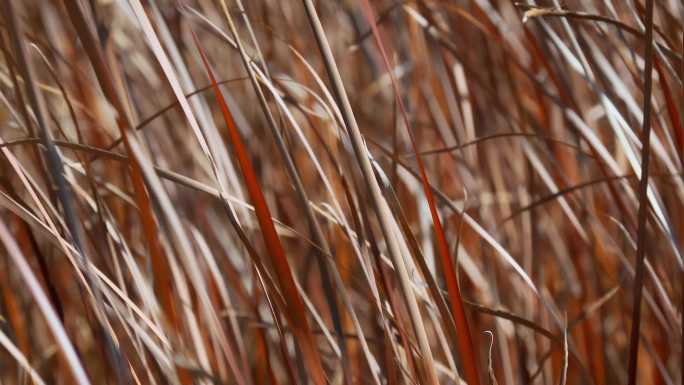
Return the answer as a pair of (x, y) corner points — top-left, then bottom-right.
(0, 1), (682, 385)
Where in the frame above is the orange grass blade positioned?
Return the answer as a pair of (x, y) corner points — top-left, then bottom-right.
(193, 34), (327, 385)
(357, 2), (481, 384)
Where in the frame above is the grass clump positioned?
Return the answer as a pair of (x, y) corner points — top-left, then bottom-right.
(0, 1), (682, 385)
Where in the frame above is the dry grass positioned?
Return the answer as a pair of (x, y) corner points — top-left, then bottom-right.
(0, 1), (682, 385)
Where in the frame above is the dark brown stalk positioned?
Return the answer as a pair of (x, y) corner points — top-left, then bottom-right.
(626, 0), (656, 384)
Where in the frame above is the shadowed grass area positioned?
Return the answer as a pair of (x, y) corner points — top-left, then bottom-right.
(0, 1), (682, 385)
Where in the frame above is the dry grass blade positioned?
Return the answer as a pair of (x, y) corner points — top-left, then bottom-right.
(300, 2), (442, 384)
(193, 35), (327, 385)
(215, 3), (350, 379)
(0, 219), (91, 385)
(626, 1), (657, 384)
(358, 1), (499, 382)
(0, 328), (47, 385)
(559, 319), (568, 385)
(2, 3), (128, 383)
(1, 1), (683, 385)
(60, 0), (176, 327)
